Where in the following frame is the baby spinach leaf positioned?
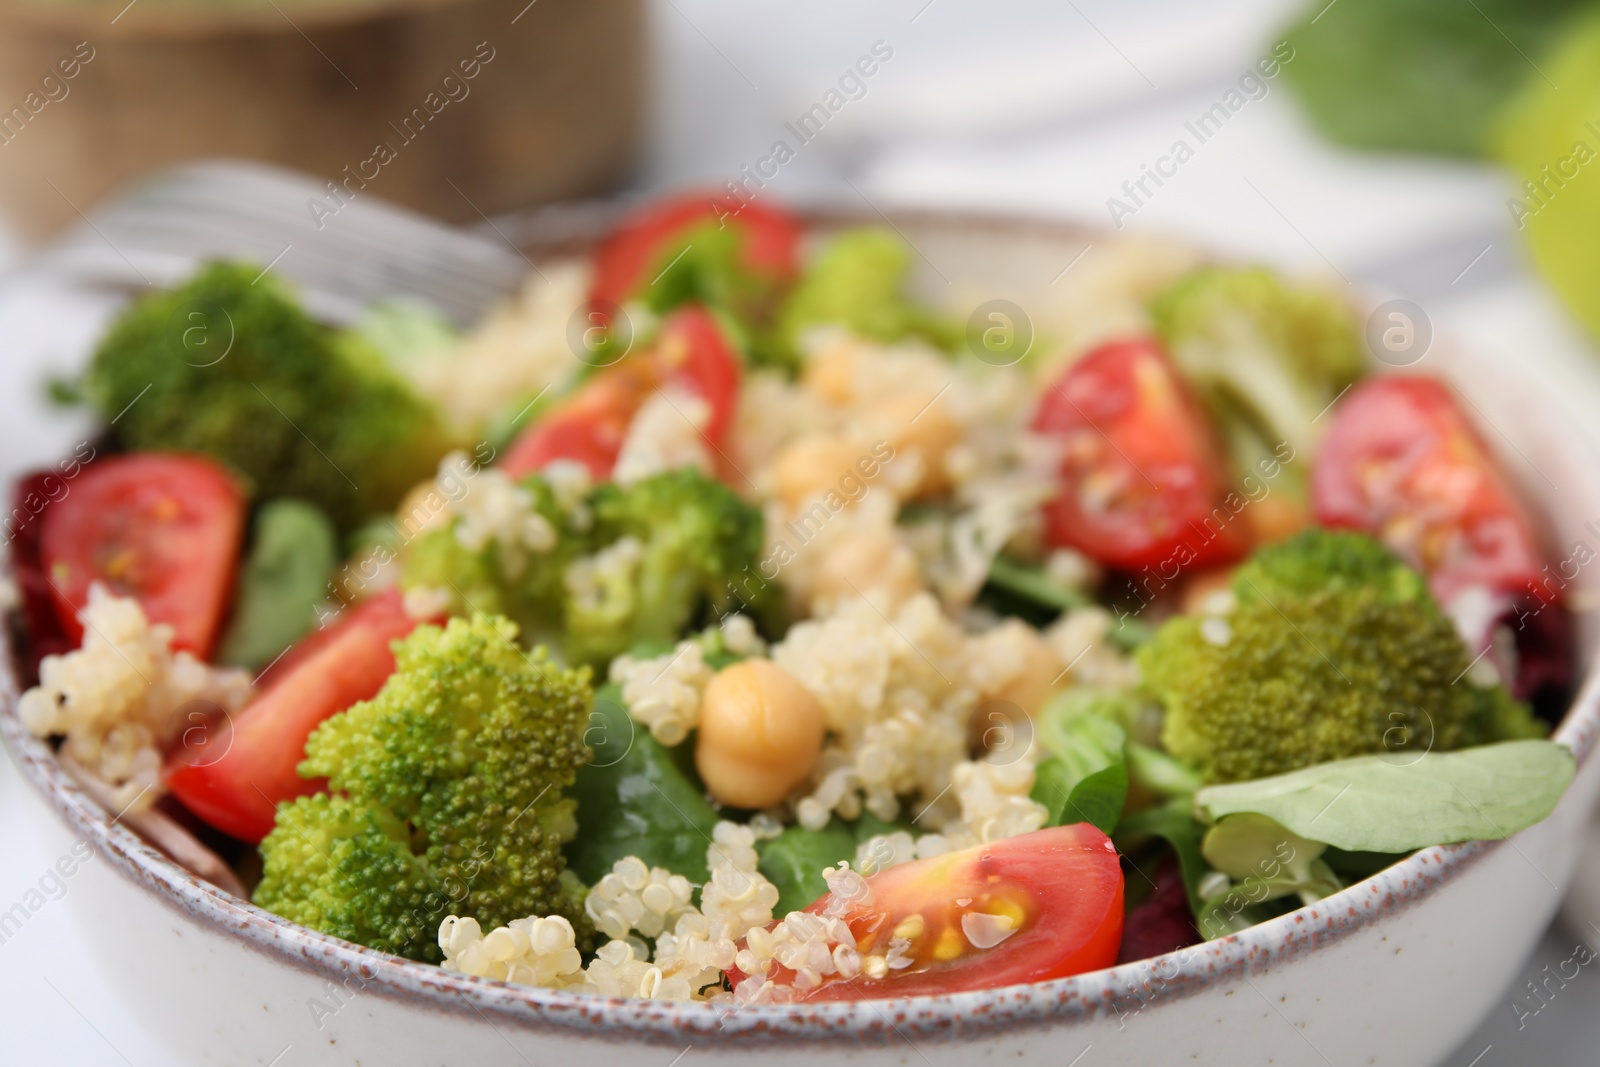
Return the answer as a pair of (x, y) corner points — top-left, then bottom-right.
(1194, 740), (1575, 853)
(565, 686), (719, 884)
(758, 822), (854, 916)
(1034, 758), (1127, 836)
(217, 499), (337, 670)
(984, 553), (1091, 615)
(853, 811), (908, 840)
(1032, 688), (1131, 835)
(1106, 614), (1154, 653)
(756, 812), (917, 916)
(1116, 799), (1208, 914)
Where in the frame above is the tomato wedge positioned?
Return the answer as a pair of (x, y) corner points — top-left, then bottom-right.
(11, 470), (83, 673)
(501, 305), (743, 481)
(1312, 376), (1548, 609)
(653, 304), (743, 471)
(1034, 338), (1247, 572)
(500, 360), (660, 481)
(40, 453), (244, 658)
(589, 191), (802, 311)
(732, 824), (1124, 1000)
(165, 589), (421, 843)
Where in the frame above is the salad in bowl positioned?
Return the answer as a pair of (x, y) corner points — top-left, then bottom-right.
(4, 192), (1582, 1017)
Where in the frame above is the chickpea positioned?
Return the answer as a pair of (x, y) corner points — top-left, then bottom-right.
(696, 659), (826, 809)
(866, 390), (962, 498)
(1178, 567), (1235, 616)
(770, 434), (864, 512)
(802, 337), (860, 405)
(1246, 494), (1310, 546)
(810, 525), (924, 611)
(968, 623), (1063, 755)
(984, 622), (1065, 718)
(394, 478), (452, 538)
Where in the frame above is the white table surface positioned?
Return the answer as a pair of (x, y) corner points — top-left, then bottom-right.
(5, 1), (1600, 1062)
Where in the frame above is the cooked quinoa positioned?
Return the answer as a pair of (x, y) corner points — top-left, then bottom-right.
(21, 585), (252, 812)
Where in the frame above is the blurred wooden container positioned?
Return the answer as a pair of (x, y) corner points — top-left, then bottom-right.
(0, 0), (643, 238)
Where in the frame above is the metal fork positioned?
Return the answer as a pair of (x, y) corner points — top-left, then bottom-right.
(21, 159), (534, 326)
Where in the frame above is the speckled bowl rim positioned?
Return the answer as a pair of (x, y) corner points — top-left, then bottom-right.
(3, 203), (1599, 1050)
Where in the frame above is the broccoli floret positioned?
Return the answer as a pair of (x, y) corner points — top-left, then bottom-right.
(399, 472), (586, 642)
(86, 262), (457, 530)
(570, 469), (768, 665)
(1471, 682), (1550, 743)
(399, 467), (771, 669)
(253, 615), (592, 962)
(402, 526), (517, 615)
(1232, 528), (1427, 605)
(1139, 529), (1541, 783)
(772, 228), (954, 366)
(1151, 267), (1364, 484)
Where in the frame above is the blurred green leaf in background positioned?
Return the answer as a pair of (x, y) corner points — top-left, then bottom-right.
(1281, 0), (1592, 157)
(1281, 0), (1600, 343)
(1494, 11), (1600, 339)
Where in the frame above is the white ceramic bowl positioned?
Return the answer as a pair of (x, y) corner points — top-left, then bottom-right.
(4, 208), (1598, 1067)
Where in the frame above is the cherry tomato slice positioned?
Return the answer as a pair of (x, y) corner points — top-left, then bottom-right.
(500, 306), (743, 482)
(1312, 376), (1548, 608)
(1034, 338), (1247, 573)
(654, 305), (743, 473)
(10, 470), (84, 674)
(165, 589), (421, 843)
(40, 453), (244, 659)
(732, 823), (1124, 1000)
(500, 360), (662, 481)
(589, 192), (802, 311)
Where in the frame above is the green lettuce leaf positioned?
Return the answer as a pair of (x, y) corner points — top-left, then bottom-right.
(1194, 740), (1575, 852)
